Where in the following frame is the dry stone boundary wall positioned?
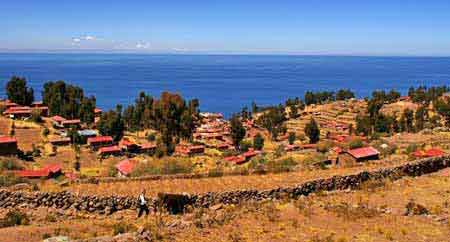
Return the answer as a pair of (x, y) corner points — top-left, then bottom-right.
(0, 156), (449, 214)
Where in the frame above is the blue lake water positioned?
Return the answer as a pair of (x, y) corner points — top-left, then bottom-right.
(0, 53), (449, 117)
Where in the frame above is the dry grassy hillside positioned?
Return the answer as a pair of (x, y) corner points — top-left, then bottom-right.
(1, 168), (449, 242)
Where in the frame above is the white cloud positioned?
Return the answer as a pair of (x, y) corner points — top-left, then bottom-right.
(172, 47), (189, 52)
(72, 38), (81, 43)
(136, 42), (151, 49)
(84, 35), (96, 41)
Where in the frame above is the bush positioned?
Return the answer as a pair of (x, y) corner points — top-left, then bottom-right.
(267, 157), (297, 173)
(253, 133), (264, 150)
(405, 144), (418, 154)
(274, 144), (285, 158)
(0, 210), (30, 228)
(317, 141), (332, 153)
(348, 138), (364, 149)
(30, 110), (43, 123)
(147, 133), (156, 142)
(42, 128), (50, 137)
(239, 140), (252, 152)
(288, 132), (296, 145)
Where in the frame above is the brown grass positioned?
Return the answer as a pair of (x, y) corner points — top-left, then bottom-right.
(42, 158), (414, 197)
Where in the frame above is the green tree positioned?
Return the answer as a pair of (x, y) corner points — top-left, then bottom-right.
(403, 109), (414, 132)
(288, 132), (296, 145)
(230, 114), (246, 149)
(42, 81), (96, 123)
(336, 89), (355, 101)
(435, 99), (450, 127)
(304, 118), (320, 144)
(356, 114), (371, 136)
(256, 105), (286, 140)
(97, 105), (125, 141)
(253, 133), (265, 150)
(414, 106), (427, 131)
(6, 76), (34, 106)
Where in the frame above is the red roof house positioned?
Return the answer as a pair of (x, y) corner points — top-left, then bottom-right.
(98, 145), (121, 156)
(61, 119), (81, 128)
(224, 155), (247, 165)
(120, 139), (139, 152)
(16, 164), (62, 179)
(413, 148), (445, 158)
(339, 146), (380, 163)
(175, 144), (205, 156)
(285, 144), (300, 152)
(87, 136), (113, 149)
(51, 115), (67, 127)
(3, 107), (32, 118)
(115, 159), (137, 177)
(139, 143), (157, 153)
(49, 137), (71, 146)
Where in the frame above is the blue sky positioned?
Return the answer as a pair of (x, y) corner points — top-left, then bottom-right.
(1, 1), (450, 56)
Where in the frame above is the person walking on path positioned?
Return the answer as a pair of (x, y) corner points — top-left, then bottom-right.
(137, 189), (150, 218)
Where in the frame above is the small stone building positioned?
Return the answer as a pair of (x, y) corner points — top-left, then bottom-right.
(337, 146), (380, 166)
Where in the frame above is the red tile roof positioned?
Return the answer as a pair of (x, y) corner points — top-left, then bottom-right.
(115, 159), (137, 176)
(94, 108), (102, 114)
(43, 164), (62, 173)
(16, 169), (50, 178)
(64, 172), (78, 181)
(0, 136), (17, 144)
(332, 147), (343, 154)
(51, 115), (66, 122)
(88, 136), (113, 144)
(413, 148), (445, 158)
(285, 144), (300, 151)
(98, 145), (121, 154)
(15, 164), (62, 178)
(61, 119), (81, 125)
(140, 143), (156, 149)
(3, 107), (32, 115)
(242, 149), (260, 158)
(347, 146), (380, 159)
(224, 155), (247, 164)
(49, 137), (71, 143)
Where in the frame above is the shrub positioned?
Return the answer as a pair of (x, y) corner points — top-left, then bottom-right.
(405, 144), (418, 154)
(239, 140), (252, 152)
(147, 133), (156, 141)
(267, 157), (297, 173)
(30, 110), (43, 123)
(317, 141), (332, 153)
(288, 132), (296, 145)
(348, 138), (364, 149)
(253, 133), (264, 150)
(0, 210), (30, 228)
(42, 128), (50, 137)
(274, 144), (285, 158)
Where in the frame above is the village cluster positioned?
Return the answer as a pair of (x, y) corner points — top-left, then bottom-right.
(1, 88), (448, 183)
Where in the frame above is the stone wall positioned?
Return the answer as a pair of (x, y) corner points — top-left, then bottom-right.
(1, 156), (449, 214)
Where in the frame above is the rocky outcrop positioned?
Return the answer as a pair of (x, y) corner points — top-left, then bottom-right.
(1, 156), (449, 214)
